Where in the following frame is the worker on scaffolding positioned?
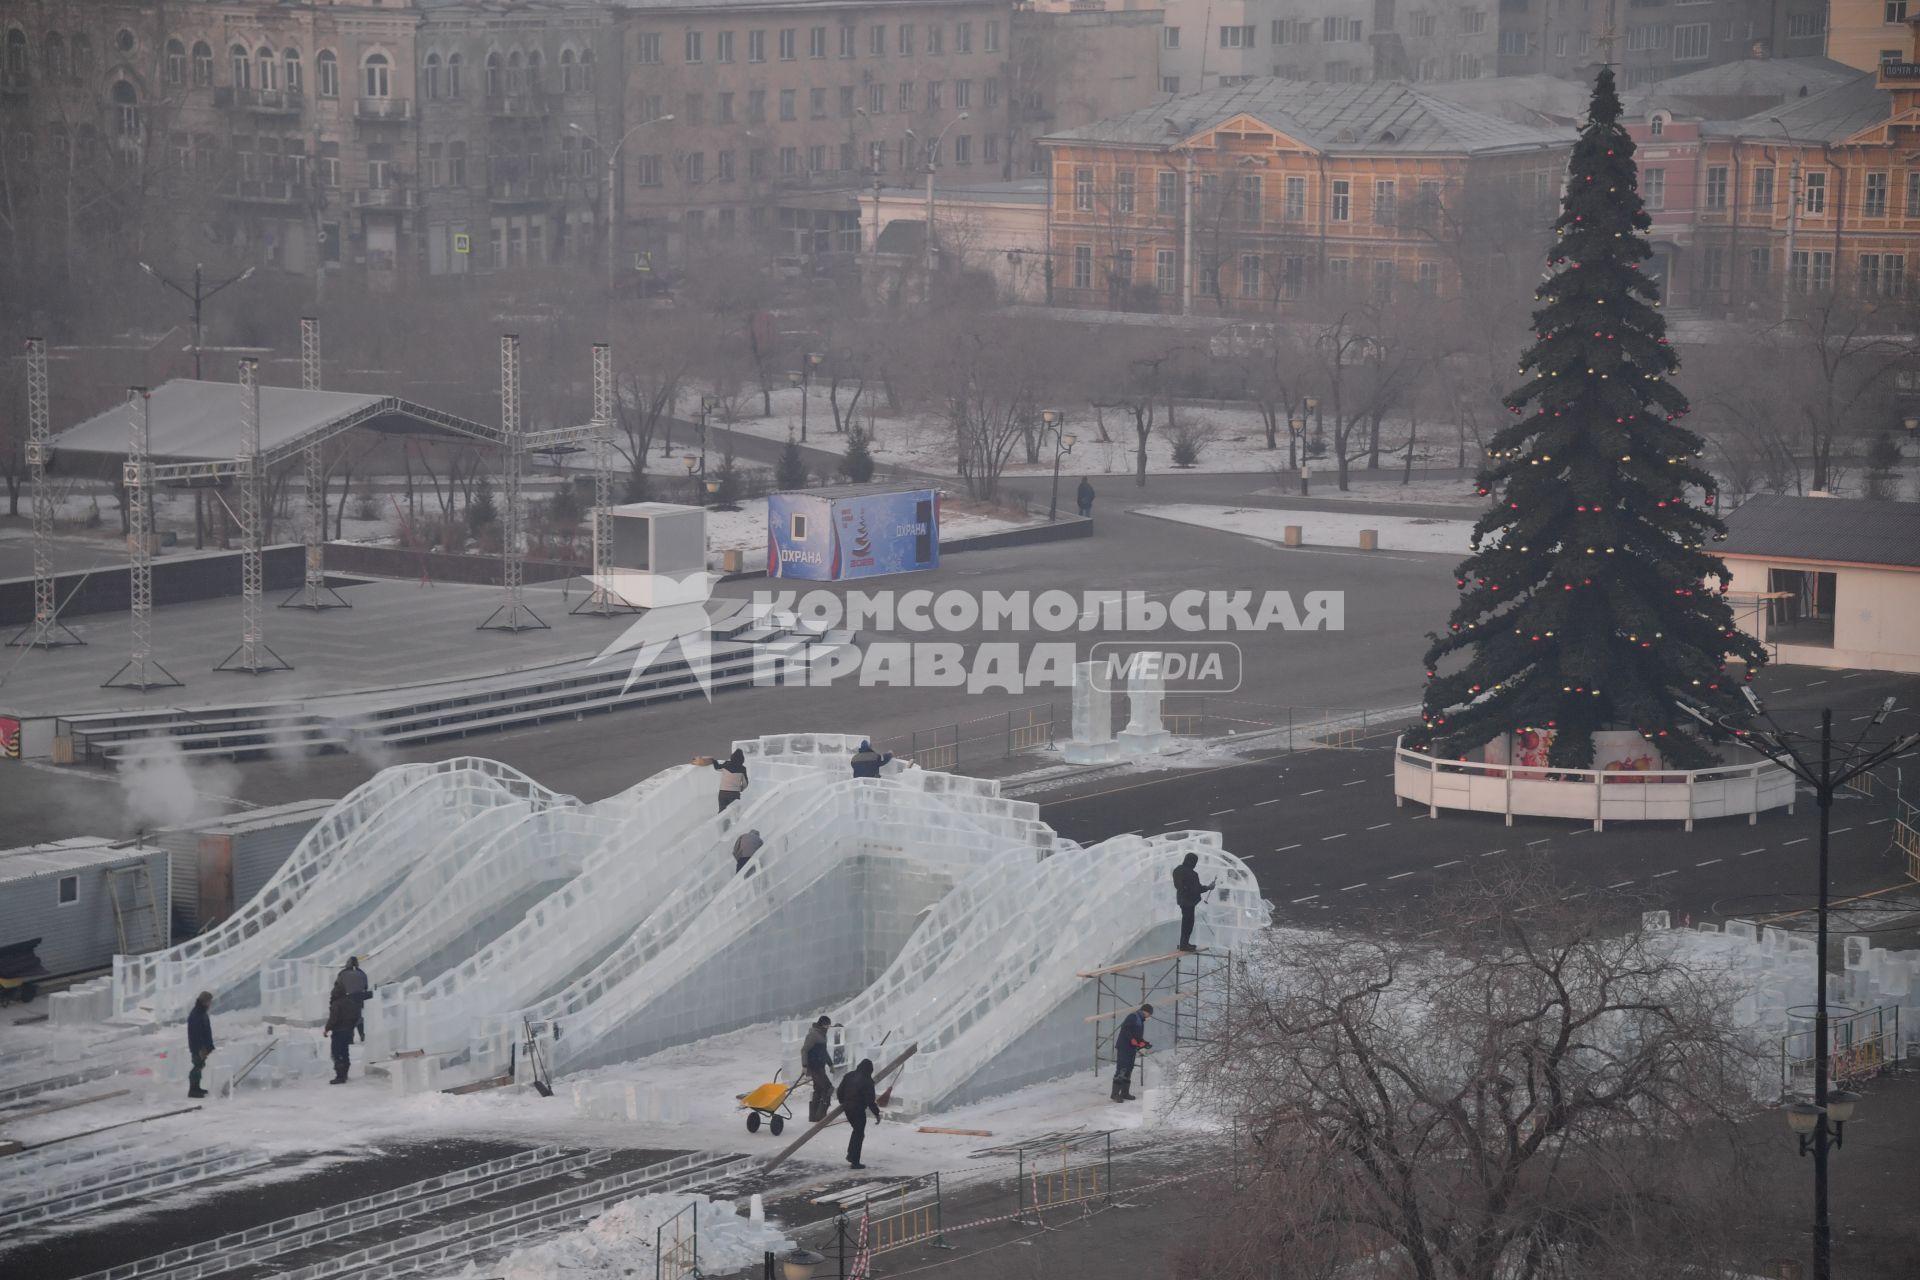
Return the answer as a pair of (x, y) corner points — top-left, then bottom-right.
(1172, 852), (1217, 952)
(1111, 1003), (1153, 1102)
(801, 1014), (836, 1122)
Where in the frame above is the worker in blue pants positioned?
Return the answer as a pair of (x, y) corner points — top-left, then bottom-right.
(1111, 1003), (1152, 1102)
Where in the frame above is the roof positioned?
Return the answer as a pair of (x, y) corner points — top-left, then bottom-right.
(608, 501), (707, 518)
(157, 798), (337, 837)
(878, 178), (1050, 205)
(1625, 55), (1860, 118)
(0, 837), (163, 886)
(1704, 69), (1887, 142)
(1419, 74), (1591, 128)
(610, 0), (964, 11)
(775, 483), (938, 500)
(53, 380), (500, 468)
(1719, 494), (1920, 569)
(1042, 78), (1574, 156)
(874, 219), (928, 254)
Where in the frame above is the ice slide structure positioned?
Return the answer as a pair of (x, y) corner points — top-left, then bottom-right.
(95, 735), (1272, 1112)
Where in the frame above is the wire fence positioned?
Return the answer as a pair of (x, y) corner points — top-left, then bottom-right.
(909, 703), (1057, 773)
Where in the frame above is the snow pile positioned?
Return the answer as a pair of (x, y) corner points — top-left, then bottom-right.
(490, 1193), (790, 1280)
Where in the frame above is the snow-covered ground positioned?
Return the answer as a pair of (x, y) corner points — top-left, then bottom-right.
(1133, 504), (1477, 556)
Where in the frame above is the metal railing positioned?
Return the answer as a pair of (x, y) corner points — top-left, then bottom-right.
(655, 1200), (697, 1280)
(353, 96), (411, 122)
(867, 1174), (945, 1254)
(1898, 795), (1919, 883)
(1016, 1131), (1113, 1219)
(1781, 1005), (1902, 1094)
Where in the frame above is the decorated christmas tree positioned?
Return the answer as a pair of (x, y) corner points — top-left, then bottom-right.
(1410, 68), (1767, 770)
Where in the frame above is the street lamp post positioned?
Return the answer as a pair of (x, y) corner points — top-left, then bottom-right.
(788, 351), (823, 442)
(1040, 409), (1076, 521)
(1288, 413), (1309, 494)
(1305, 395), (1324, 457)
(682, 452), (704, 505)
(570, 116), (673, 297)
(922, 112), (970, 278)
(1682, 692), (1914, 1280)
(137, 262), (256, 380)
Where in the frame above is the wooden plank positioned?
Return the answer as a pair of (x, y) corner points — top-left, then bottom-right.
(915, 1127), (993, 1137)
(1084, 990), (1197, 1023)
(0, 1089), (130, 1122)
(812, 1181), (894, 1205)
(1075, 949), (1207, 980)
(442, 1074), (514, 1096)
(762, 1044), (917, 1176)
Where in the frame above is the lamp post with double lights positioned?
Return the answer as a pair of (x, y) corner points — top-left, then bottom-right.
(568, 116), (674, 296)
(1040, 409), (1076, 521)
(919, 112), (970, 278)
(1680, 690), (1914, 1280)
(1287, 411), (1311, 494)
(787, 351), (823, 442)
(137, 262), (256, 380)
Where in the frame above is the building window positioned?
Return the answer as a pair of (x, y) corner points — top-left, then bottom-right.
(1463, 10), (1487, 33)
(926, 81), (941, 110)
(984, 134), (998, 165)
(718, 91), (734, 123)
(954, 134), (970, 165)
(748, 29), (765, 62)
(928, 24), (944, 54)
(1642, 167), (1665, 210)
(748, 89), (765, 122)
(685, 92), (704, 126)
(1373, 179), (1394, 225)
(749, 148), (766, 178)
(686, 151), (704, 183)
(448, 52), (463, 97)
(810, 26), (827, 59)
(1239, 253), (1262, 297)
(363, 52), (389, 98)
(1158, 170), (1178, 215)
(193, 41), (213, 87)
(1116, 169), (1135, 213)
(780, 89), (796, 121)
(165, 39), (185, 86)
(779, 28), (796, 60)
(448, 140), (465, 185)
(1165, 27), (1182, 49)
(1888, 0), (1908, 21)
(1284, 175), (1306, 220)
(1786, 11), (1824, 37)
(1328, 257), (1351, 290)
(1236, 175), (1260, 222)
(1753, 166), (1774, 209)
(811, 86), (827, 117)
(637, 33), (661, 64)
(871, 25), (886, 56)
(1074, 166), (1094, 211)
(1803, 170), (1826, 215)
(1372, 259), (1394, 300)
(1704, 166), (1727, 210)
(1791, 249), (1833, 291)
(716, 31), (734, 63)
(869, 84), (884, 113)
(1161, 76), (1180, 94)
(1747, 246), (1768, 285)
(1073, 244), (1093, 290)
(639, 93), (664, 123)
(1220, 24), (1255, 48)
(1324, 16), (1364, 41)
(1156, 248), (1176, 294)
(424, 52), (441, 99)
(840, 24), (856, 58)
(840, 85), (855, 116)
(899, 24), (913, 55)
(986, 77), (1000, 108)
(636, 154), (661, 186)
(957, 21), (972, 53)
(231, 44), (251, 90)
(1865, 171), (1890, 216)
(686, 30), (702, 63)
(1331, 179), (1350, 221)
(282, 49), (302, 95)
(1674, 23), (1710, 60)
(808, 143), (825, 171)
(58, 875), (79, 906)
(1700, 245), (1726, 295)
(1417, 260), (1440, 296)
(1906, 172), (1920, 217)
(1860, 252), (1905, 295)
(956, 79), (971, 109)
(899, 81), (913, 111)
(985, 20), (999, 52)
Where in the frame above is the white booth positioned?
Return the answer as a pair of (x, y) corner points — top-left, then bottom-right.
(601, 502), (709, 608)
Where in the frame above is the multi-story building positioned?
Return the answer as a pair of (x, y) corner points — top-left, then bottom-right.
(1495, 0), (1831, 89)
(608, 0), (1014, 270)
(1826, 0), (1918, 72)
(1039, 78), (1571, 315)
(1004, 7), (1162, 179)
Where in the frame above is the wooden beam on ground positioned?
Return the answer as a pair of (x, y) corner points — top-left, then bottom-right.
(762, 1044), (917, 1176)
(915, 1126), (992, 1137)
(20, 1105), (202, 1150)
(0, 1089), (130, 1122)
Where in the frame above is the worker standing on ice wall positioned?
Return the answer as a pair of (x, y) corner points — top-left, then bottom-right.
(1111, 1003), (1152, 1102)
(187, 991), (215, 1099)
(1173, 852), (1216, 952)
(849, 740), (893, 777)
(695, 749), (750, 812)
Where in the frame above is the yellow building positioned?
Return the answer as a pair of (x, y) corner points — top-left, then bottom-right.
(1039, 78), (1570, 315)
(1826, 0), (1916, 72)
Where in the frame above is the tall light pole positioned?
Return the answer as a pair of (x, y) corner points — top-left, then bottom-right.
(788, 351), (822, 442)
(1041, 409), (1075, 521)
(1682, 692), (1914, 1280)
(1769, 118), (1803, 321)
(570, 116), (673, 297)
(137, 262), (255, 379)
(922, 112), (969, 278)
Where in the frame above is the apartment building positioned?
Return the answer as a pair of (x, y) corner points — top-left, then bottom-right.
(609, 0), (1014, 269)
(1825, 0), (1919, 72)
(1039, 78), (1570, 315)
(1494, 0), (1831, 89)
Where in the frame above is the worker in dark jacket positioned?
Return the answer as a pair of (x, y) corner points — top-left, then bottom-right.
(800, 1014), (835, 1122)
(1172, 852), (1217, 952)
(337, 957), (370, 1042)
(187, 991), (215, 1099)
(836, 1058), (882, 1169)
(849, 740), (893, 778)
(1111, 1003), (1153, 1102)
(732, 828), (764, 876)
(1076, 477), (1096, 518)
(695, 748), (750, 811)
(323, 982), (358, 1084)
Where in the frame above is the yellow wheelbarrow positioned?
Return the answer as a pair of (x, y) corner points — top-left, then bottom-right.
(736, 1068), (796, 1136)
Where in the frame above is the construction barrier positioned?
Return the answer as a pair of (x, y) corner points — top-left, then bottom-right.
(655, 1201), (697, 1280)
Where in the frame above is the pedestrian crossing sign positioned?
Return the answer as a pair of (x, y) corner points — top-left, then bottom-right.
(453, 232), (471, 254)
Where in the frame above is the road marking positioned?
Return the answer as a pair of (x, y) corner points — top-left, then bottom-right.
(1808, 680), (1829, 687)
(1276, 843), (1302, 852)
(1867, 818), (1890, 826)
(1568, 828), (1590, 837)
(1322, 832), (1348, 841)
(1652, 870), (1679, 878)
(1526, 838), (1552, 846)
(1366, 822), (1392, 831)
(1608, 880), (1634, 889)
(1254, 798), (1283, 807)
(1122, 829), (1144, 836)
(1387, 871), (1415, 880)
(1696, 859), (1722, 867)
(1738, 848), (1764, 857)
(1291, 895), (1319, 904)
(1340, 883), (1368, 892)
(1380, 774), (1395, 780)
(1563, 891), (1588, 900)
(1300, 789), (1325, 797)
(1209, 808), (1236, 816)
(1830, 827), (1852, 835)
(1850, 714), (1871, 722)
(1433, 859), (1462, 868)
(1481, 847), (1506, 857)
(1343, 779), (1367, 787)
(1842, 672), (1865, 679)
(1784, 837), (1808, 846)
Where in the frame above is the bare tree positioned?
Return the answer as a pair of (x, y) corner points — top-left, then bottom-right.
(1183, 870), (1763, 1280)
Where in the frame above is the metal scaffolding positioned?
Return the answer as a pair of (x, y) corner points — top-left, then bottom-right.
(8, 337), (83, 649)
(1079, 947), (1233, 1087)
(570, 341), (633, 618)
(282, 315), (349, 610)
(103, 389), (182, 690)
(216, 360), (292, 674)
(479, 334), (547, 632)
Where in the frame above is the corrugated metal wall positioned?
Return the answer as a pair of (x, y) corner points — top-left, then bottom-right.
(0, 851), (171, 979)
(159, 805), (328, 939)
(232, 821), (319, 913)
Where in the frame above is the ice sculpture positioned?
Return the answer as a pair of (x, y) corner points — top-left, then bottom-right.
(1117, 653), (1173, 756)
(1062, 659), (1120, 764)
